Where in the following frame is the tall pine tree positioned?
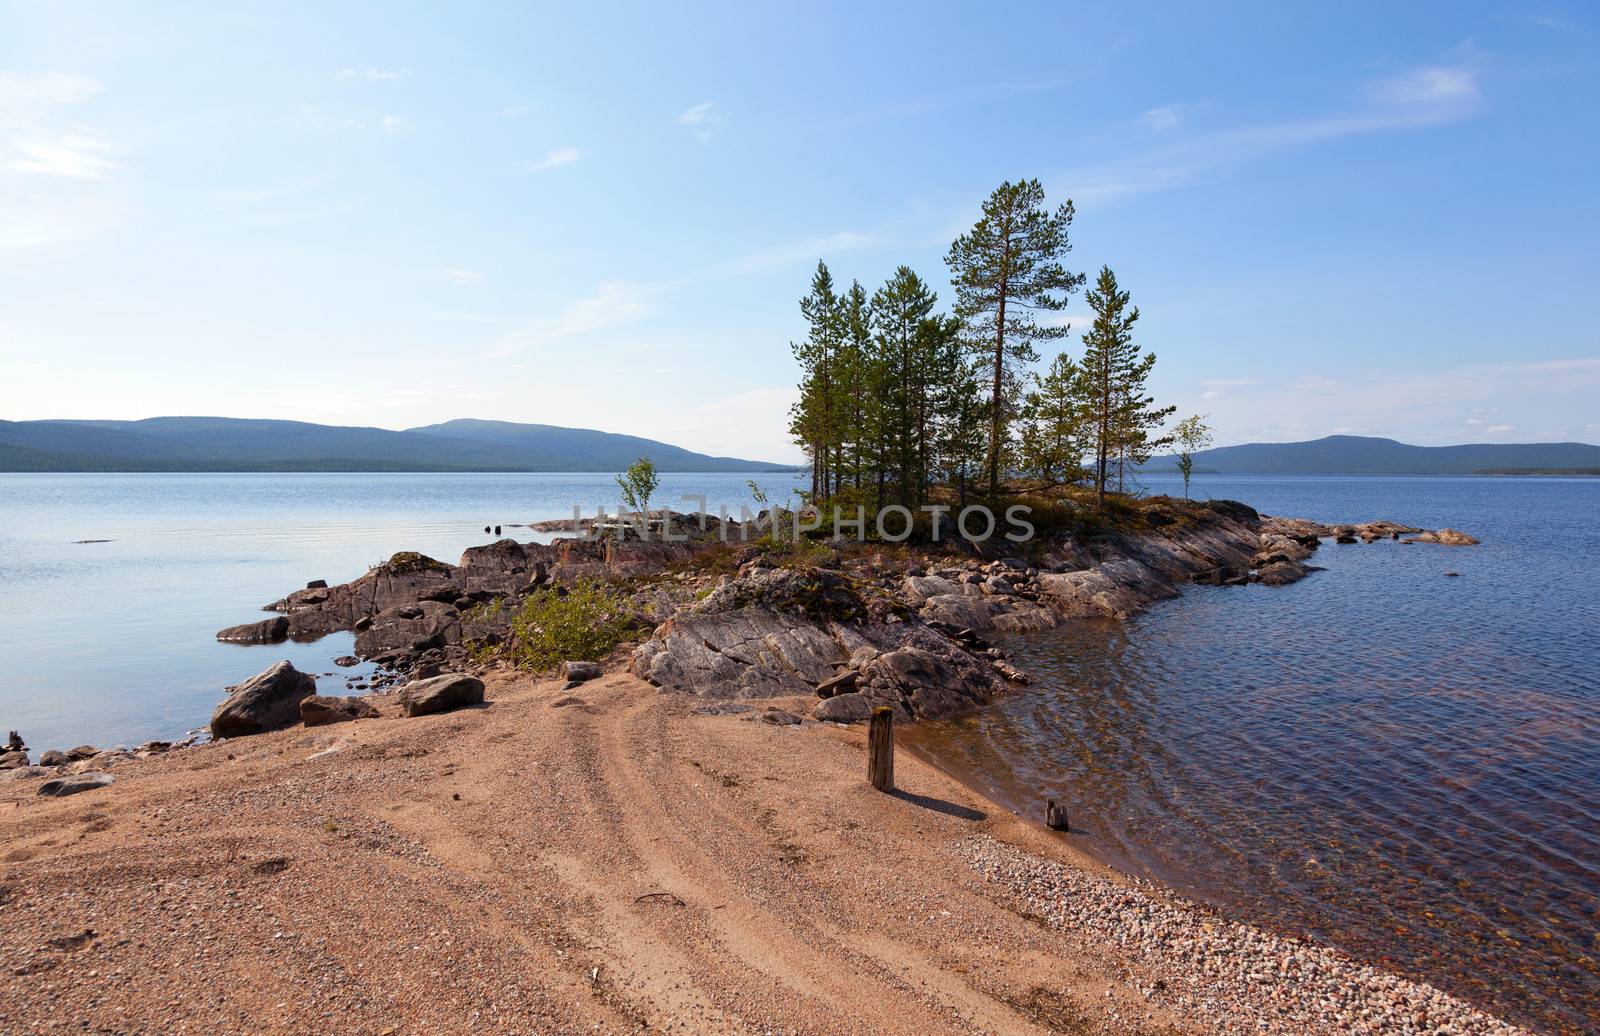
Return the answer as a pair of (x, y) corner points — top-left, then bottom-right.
(945, 179), (1084, 498)
(788, 261), (841, 499)
(1075, 266), (1174, 507)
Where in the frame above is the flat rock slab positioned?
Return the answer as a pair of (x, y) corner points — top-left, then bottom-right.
(398, 674), (485, 717)
(39, 771), (114, 797)
(215, 616), (289, 643)
(300, 695), (380, 726)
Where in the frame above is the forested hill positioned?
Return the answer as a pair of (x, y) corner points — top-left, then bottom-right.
(1147, 435), (1600, 475)
(0, 417), (791, 473)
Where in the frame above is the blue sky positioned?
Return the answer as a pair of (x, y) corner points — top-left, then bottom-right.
(1, 2), (1596, 463)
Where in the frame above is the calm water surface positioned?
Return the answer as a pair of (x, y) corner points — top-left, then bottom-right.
(908, 473), (1600, 1034)
(0, 472), (803, 750)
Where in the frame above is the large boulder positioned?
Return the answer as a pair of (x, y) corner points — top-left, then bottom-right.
(211, 661), (317, 738)
(397, 674), (485, 717)
(38, 772), (114, 797)
(216, 616), (290, 643)
(299, 695), (379, 726)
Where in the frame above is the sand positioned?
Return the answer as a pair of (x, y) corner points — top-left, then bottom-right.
(0, 672), (1530, 1035)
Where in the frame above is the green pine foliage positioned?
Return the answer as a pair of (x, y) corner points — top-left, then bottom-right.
(788, 183), (1184, 518)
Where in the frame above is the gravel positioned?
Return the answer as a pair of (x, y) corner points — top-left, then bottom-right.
(954, 835), (1533, 1036)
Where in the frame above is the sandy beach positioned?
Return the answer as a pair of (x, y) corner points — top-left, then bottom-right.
(0, 669), (1531, 1035)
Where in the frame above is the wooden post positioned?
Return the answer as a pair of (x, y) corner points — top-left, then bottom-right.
(867, 707), (894, 792)
(1045, 799), (1070, 832)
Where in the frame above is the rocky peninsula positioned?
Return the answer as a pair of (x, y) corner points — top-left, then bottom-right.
(0, 497), (1514, 1035)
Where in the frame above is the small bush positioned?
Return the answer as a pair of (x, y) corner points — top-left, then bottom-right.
(489, 579), (635, 672)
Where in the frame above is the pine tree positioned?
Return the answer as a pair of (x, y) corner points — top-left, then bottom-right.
(1075, 266), (1175, 507)
(870, 266), (939, 505)
(788, 262), (841, 499)
(945, 179), (1084, 498)
(1019, 351), (1085, 486)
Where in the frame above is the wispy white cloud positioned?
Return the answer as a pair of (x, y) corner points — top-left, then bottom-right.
(733, 230), (877, 273)
(337, 67), (405, 81)
(1372, 66), (1478, 107)
(441, 268), (482, 284)
(1058, 64), (1482, 205)
(380, 114), (408, 134)
(1142, 104), (1183, 132)
(0, 72), (120, 181)
(490, 280), (672, 356)
(1486, 424), (1514, 433)
(677, 101), (722, 142)
(520, 146), (584, 172)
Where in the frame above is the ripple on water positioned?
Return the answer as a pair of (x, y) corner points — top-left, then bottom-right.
(907, 476), (1600, 1034)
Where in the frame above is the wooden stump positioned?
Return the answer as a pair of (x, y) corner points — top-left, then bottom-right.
(1045, 798), (1070, 832)
(867, 707), (894, 793)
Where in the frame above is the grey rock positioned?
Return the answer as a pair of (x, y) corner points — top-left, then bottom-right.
(216, 616), (290, 643)
(38, 771), (114, 797)
(333, 655), (361, 667)
(559, 660), (603, 683)
(299, 695), (379, 726)
(813, 692), (875, 723)
(0, 765), (46, 782)
(0, 750), (29, 770)
(39, 750), (69, 767)
(211, 661), (317, 738)
(398, 673), (485, 717)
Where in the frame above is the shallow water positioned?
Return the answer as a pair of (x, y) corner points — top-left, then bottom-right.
(906, 473), (1600, 1034)
(0, 471), (803, 749)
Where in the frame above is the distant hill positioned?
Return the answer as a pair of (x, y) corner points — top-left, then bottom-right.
(0, 417), (791, 473)
(1146, 435), (1600, 475)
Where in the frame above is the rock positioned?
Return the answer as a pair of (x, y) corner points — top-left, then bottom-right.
(306, 579), (328, 589)
(993, 661), (1031, 684)
(1445, 571), (1462, 577)
(1410, 528), (1480, 546)
(759, 709), (802, 726)
(65, 745), (98, 761)
(814, 669), (858, 698)
(39, 750), (69, 767)
(1255, 561), (1313, 586)
(1203, 499), (1260, 525)
(215, 615), (290, 643)
(211, 661), (318, 739)
(38, 771), (114, 797)
(397, 673), (485, 717)
(333, 655), (361, 667)
(0, 750), (29, 770)
(559, 660), (603, 684)
(299, 695), (379, 726)
(0, 766), (46, 782)
(814, 692), (874, 723)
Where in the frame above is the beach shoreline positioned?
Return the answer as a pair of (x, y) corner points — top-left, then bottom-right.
(0, 668), (1533, 1035)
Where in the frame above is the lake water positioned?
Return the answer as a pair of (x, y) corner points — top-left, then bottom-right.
(908, 473), (1600, 1034)
(1, 471), (1595, 1031)
(0, 471), (804, 750)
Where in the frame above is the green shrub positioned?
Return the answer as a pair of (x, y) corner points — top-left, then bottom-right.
(489, 579), (635, 672)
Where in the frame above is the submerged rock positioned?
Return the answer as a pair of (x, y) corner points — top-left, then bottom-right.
(212, 661), (317, 739)
(1409, 528), (1480, 546)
